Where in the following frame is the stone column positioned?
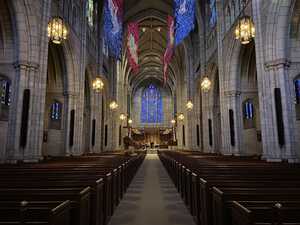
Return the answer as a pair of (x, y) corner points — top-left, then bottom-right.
(23, 63), (44, 162)
(221, 91), (242, 155)
(262, 60), (298, 162)
(6, 62), (31, 162)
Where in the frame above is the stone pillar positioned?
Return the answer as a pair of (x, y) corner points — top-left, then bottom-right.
(6, 63), (31, 162)
(261, 60), (298, 162)
(221, 91), (242, 155)
(252, 0), (298, 162)
(23, 63), (44, 162)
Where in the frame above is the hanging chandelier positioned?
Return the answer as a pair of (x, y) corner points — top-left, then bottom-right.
(92, 77), (104, 92)
(120, 113), (127, 121)
(201, 77), (212, 92)
(186, 100), (194, 110)
(109, 101), (119, 110)
(177, 113), (185, 121)
(48, 17), (68, 44)
(235, 16), (255, 45)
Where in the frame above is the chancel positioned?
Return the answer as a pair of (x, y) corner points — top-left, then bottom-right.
(0, 0), (300, 225)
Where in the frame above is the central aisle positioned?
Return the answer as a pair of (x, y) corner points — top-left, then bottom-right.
(108, 154), (196, 225)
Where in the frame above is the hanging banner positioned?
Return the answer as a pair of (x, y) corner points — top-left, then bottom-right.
(174, 0), (195, 46)
(127, 22), (139, 74)
(103, 0), (124, 59)
(163, 16), (175, 84)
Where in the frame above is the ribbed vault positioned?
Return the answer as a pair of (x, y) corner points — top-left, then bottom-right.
(122, 0), (190, 95)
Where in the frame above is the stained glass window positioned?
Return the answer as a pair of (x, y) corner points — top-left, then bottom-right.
(209, 0), (217, 28)
(141, 84), (163, 123)
(50, 101), (62, 121)
(295, 79), (300, 104)
(0, 79), (11, 106)
(87, 0), (94, 27)
(244, 100), (254, 119)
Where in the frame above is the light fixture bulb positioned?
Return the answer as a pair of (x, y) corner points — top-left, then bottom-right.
(177, 113), (185, 121)
(109, 101), (119, 110)
(186, 100), (194, 110)
(120, 113), (126, 121)
(92, 77), (104, 92)
(201, 77), (212, 92)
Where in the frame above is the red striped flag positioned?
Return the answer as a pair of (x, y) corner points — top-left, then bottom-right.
(163, 16), (175, 84)
(127, 22), (139, 74)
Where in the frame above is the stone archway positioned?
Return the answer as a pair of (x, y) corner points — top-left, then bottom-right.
(239, 43), (262, 155)
(42, 43), (68, 157)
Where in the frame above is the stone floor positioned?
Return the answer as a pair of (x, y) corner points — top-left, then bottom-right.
(108, 154), (196, 225)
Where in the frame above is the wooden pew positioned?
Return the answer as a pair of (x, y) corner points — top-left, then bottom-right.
(0, 200), (71, 225)
(158, 151), (300, 225)
(0, 187), (91, 225)
(212, 187), (300, 225)
(0, 152), (145, 225)
(231, 201), (300, 225)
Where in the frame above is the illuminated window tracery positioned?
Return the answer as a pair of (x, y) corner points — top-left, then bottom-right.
(141, 84), (163, 123)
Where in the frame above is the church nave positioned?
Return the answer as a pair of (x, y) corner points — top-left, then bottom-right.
(0, 0), (300, 225)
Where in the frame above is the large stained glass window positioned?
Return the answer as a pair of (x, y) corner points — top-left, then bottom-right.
(209, 0), (217, 28)
(141, 84), (163, 123)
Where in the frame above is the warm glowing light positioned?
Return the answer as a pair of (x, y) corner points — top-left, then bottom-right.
(92, 77), (104, 92)
(120, 113), (127, 121)
(157, 27), (161, 32)
(171, 119), (176, 125)
(128, 119), (133, 124)
(109, 101), (119, 110)
(201, 77), (212, 92)
(177, 113), (185, 121)
(186, 100), (194, 110)
(235, 16), (255, 45)
(48, 17), (68, 44)
(142, 27), (147, 32)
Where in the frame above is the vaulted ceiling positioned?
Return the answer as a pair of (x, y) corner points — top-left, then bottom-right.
(122, 0), (191, 93)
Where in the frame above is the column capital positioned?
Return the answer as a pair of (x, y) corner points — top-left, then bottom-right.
(264, 58), (290, 71)
(63, 91), (78, 97)
(13, 61), (40, 71)
(224, 90), (241, 97)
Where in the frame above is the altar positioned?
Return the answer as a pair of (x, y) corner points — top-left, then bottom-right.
(147, 148), (158, 154)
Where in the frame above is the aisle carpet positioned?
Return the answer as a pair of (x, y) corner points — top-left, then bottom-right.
(108, 154), (196, 225)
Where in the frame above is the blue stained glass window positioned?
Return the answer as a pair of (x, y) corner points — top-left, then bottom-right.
(141, 84), (163, 123)
(244, 100), (254, 119)
(295, 79), (300, 104)
(209, 0), (217, 28)
(0, 79), (11, 106)
(51, 101), (62, 120)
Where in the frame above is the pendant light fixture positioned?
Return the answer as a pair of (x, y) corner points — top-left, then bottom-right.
(234, 0), (255, 45)
(109, 101), (119, 110)
(201, 10), (211, 92)
(47, 1), (68, 44)
(92, 77), (104, 92)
